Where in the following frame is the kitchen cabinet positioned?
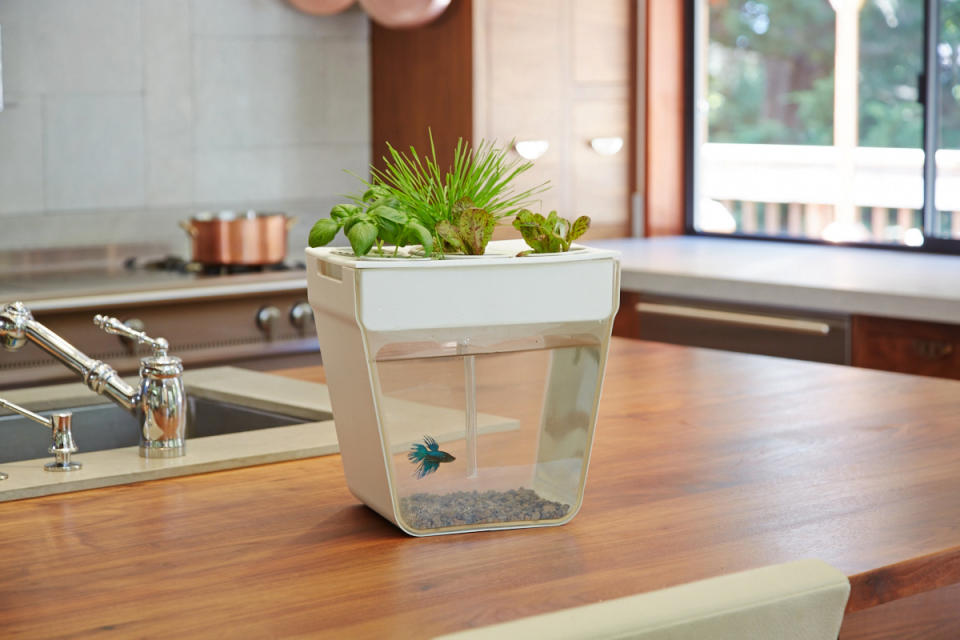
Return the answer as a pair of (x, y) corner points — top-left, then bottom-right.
(852, 315), (960, 380)
(596, 237), (960, 380)
(614, 293), (960, 381)
(613, 292), (851, 365)
(370, 0), (634, 238)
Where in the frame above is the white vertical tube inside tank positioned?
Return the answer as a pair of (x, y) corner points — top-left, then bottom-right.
(461, 342), (479, 478)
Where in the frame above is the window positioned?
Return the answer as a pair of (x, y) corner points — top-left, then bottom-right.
(688, 0), (960, 252)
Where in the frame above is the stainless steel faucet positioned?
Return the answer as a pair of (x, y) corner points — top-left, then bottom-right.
(0, 301), (186, 458)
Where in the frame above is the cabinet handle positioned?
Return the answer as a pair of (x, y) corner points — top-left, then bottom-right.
(590, 137), (624, 156)
(636, 302), (832, 336)
(911, 339), (954, 360)
(514, 140), (549, 160)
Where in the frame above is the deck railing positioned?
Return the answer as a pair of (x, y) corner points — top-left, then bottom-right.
(698, 143), (960, 240)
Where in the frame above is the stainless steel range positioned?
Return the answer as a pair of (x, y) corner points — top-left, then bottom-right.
(0, 245), (319, 389)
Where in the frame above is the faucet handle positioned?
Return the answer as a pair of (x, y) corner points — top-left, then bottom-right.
(94, 315), (169, 356)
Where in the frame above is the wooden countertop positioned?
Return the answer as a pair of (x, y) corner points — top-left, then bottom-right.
(2, 338), (960, 638)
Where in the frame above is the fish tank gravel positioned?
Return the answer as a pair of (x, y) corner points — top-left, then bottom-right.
(399, 488), (571, 530)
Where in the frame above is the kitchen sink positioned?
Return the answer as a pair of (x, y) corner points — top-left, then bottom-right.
(0, 366), (342, 502)
(0, 396), (324, 465)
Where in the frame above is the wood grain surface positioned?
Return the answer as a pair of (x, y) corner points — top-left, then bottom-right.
(2, 338), (960, 638)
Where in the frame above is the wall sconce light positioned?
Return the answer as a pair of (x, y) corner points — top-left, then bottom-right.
(589, 137), (624, 156)
(514, 140), (550, 160)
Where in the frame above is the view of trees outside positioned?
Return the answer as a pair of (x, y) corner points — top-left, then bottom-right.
(708, 0), (922, 148)
(940, 1), (960, 148)
(938, 0), (960, 226)
(697, 0), (960, 243)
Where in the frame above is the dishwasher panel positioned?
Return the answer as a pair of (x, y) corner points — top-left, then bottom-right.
(629, 294), (850, 365)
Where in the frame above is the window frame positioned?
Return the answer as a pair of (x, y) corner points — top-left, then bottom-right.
(683, 0), (960, 255)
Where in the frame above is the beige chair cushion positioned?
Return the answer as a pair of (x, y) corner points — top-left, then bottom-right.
(435, 559), (850, 640)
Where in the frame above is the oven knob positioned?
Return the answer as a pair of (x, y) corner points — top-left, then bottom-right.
(289, 302), (314, 332)
(256, 305), (281, 340)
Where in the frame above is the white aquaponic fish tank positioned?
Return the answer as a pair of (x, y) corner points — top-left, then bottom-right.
(306, 240), (620, 536)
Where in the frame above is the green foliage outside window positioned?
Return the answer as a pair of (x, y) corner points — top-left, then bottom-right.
(705, 0), (960, 150)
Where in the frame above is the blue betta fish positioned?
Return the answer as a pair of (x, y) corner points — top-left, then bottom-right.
(408, 435), (455, 479)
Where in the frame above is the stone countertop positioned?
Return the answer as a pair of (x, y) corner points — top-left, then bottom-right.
(588, 236), (960, 324)
(2, 269), (307, 312)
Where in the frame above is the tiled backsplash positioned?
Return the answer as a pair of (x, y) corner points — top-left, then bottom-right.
(0, 0), (369, 255)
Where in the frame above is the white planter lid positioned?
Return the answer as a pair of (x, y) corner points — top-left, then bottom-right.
(308, 240), (620, 269)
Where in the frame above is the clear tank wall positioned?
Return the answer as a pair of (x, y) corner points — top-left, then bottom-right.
(368, 321), (609, 534)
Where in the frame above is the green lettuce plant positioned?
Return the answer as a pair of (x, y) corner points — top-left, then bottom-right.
(434, 198), (496, 255)
(513, 210), (590, 254)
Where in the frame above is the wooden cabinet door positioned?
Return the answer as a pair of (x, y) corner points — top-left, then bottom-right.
(569, 0), (631, 236)
(475, 0), (631, 235)
(572, 0), (631, 86)
(476, 0), (566, 217)
(572, 99), (630, 229)
(852, 315), (960, 380)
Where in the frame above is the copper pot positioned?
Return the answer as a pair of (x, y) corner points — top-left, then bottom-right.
(179, 211), (297, 266)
